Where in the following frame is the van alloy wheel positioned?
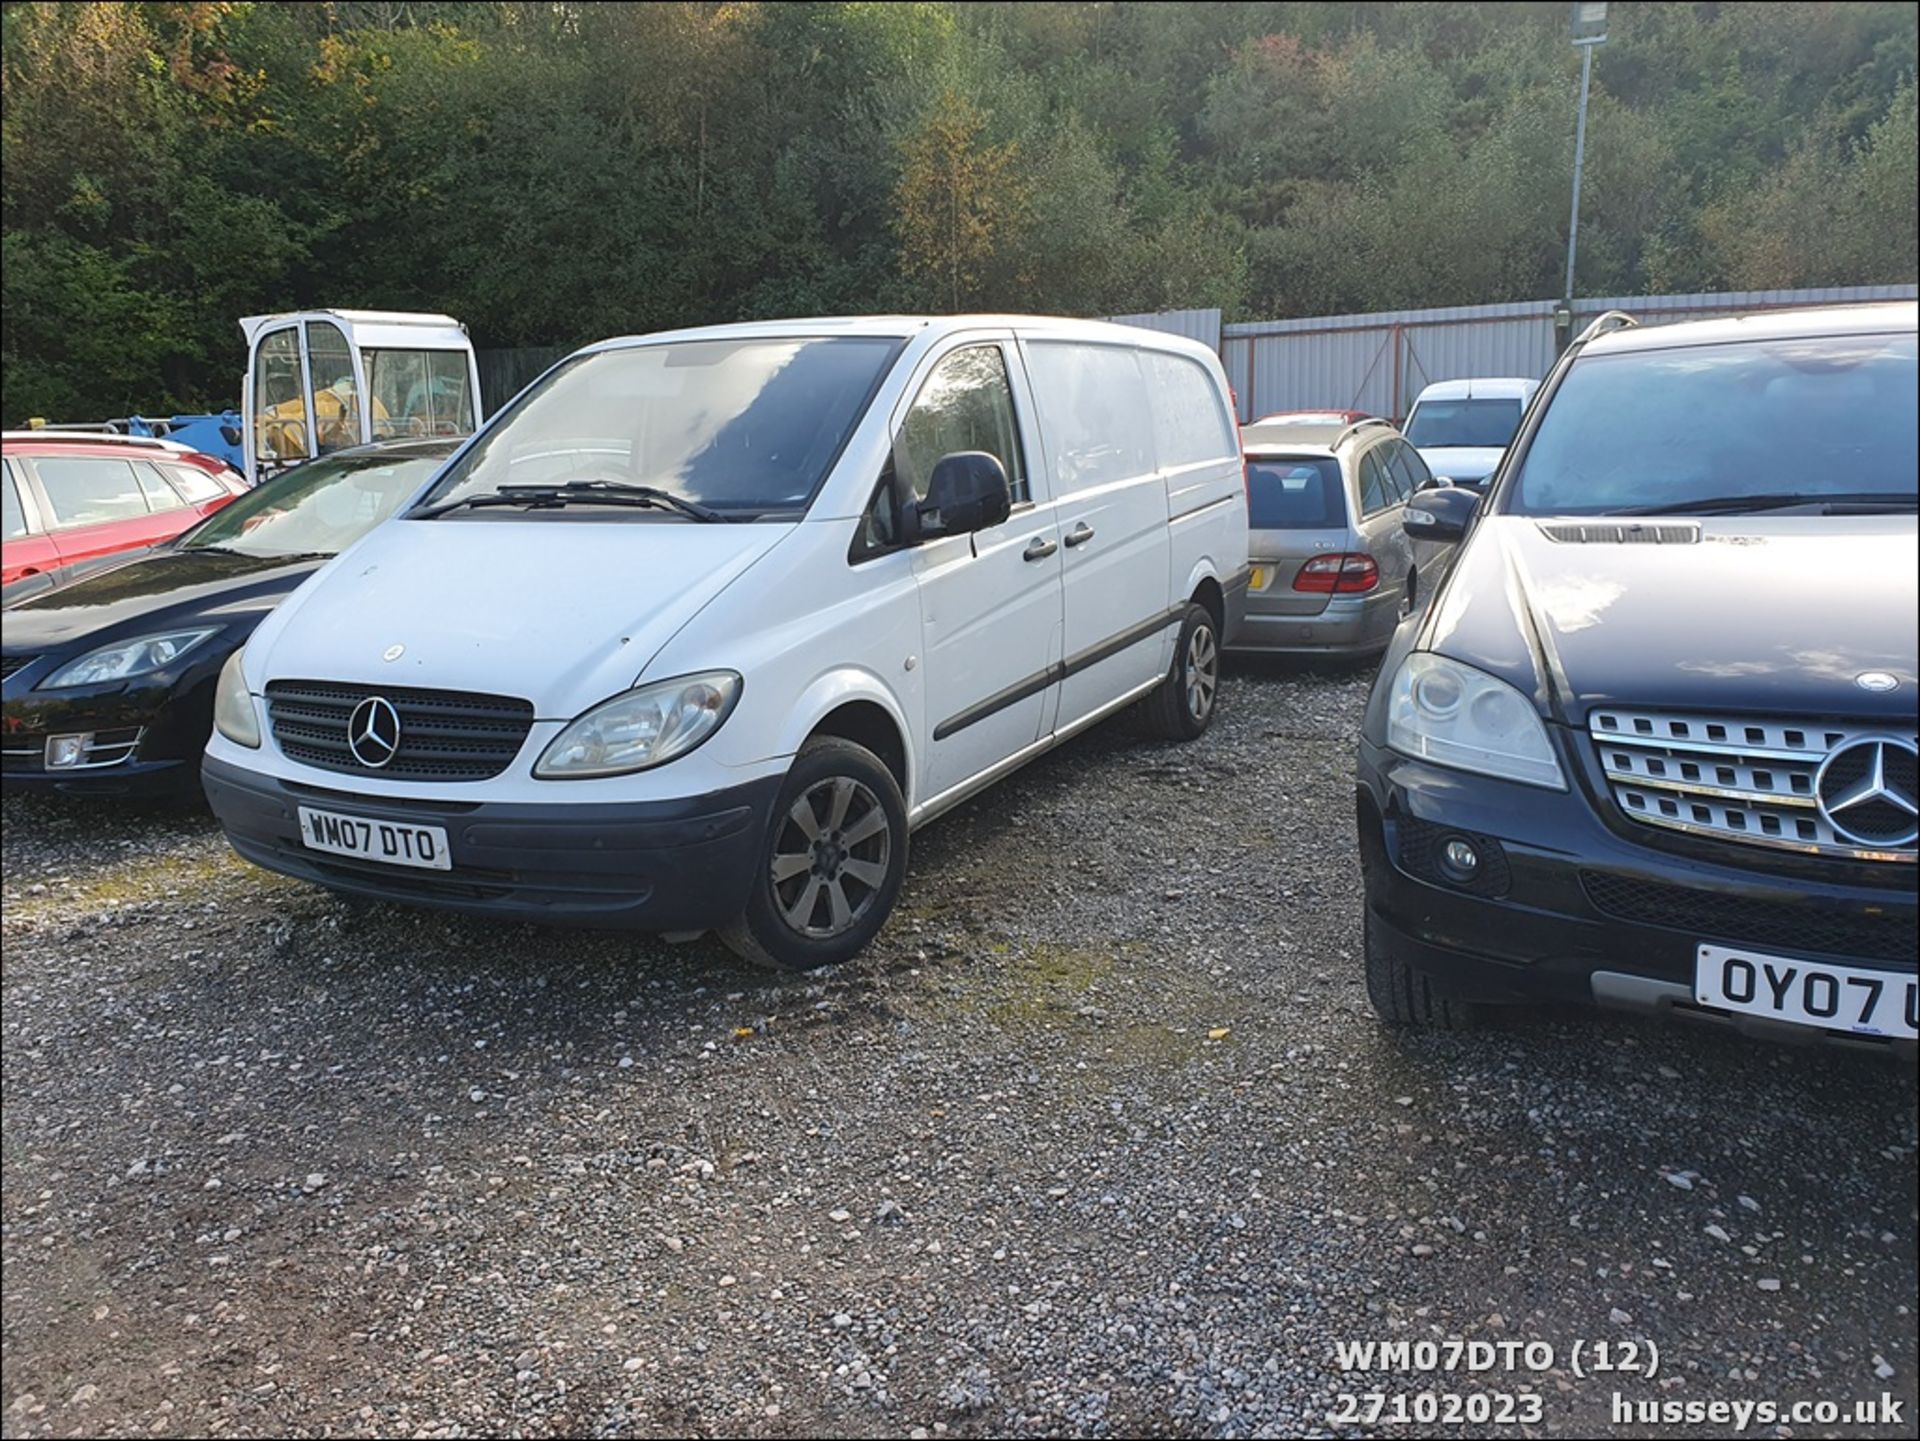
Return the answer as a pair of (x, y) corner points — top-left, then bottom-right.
(1184, 624), (1218, 722)
(1142, 602), (1221, 741)
(769, 775), (892, 939)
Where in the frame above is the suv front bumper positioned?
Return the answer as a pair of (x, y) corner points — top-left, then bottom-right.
(1356, 738), (1918, 1052)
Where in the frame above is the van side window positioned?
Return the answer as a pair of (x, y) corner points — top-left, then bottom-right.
(1025, 341), (1156, 492)
(1142, 351), (1237, 467)
(1358, 449), (1397, 516)
(895, 345), (1028, 505)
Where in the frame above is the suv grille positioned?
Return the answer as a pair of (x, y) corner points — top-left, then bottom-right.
(0, 655), (37, 681)
(1538, 521), (1699, 545)
(266, 680), (534, 782)
(1581, 871), (1917, 964)
(1589, 708), (1918, 863)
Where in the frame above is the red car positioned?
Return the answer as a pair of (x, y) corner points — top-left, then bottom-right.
(2, 432), (247, 588)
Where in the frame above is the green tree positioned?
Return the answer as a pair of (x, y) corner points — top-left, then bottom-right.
(893, 88), (1025, 311)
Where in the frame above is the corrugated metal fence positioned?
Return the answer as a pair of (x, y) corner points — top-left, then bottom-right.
(1107, 308), (1223, 353)
(1117, 284), (1917, 423)
(484, 286), (1914, 421)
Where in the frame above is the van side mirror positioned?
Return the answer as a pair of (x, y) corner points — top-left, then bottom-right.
(913, 451), (1011, 540)
(1404, 486), (1479, 543)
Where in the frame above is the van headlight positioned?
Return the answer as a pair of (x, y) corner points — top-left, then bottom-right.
(41, 628), (218, 688)
(213, 650), (261, 748)
(535, 671), (741, 779)
(1386, 653), (1565, 789)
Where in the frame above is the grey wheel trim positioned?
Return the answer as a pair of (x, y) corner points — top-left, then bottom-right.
(1184, 623), (1218, 721)
(769, 775), (893, 939)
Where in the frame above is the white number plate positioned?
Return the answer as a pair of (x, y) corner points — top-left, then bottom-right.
(1696, 944), (1916, 1039)
(297, 805), (451, 871)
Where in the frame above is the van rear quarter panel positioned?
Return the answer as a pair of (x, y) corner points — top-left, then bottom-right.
(1159, 348), (1250, 641)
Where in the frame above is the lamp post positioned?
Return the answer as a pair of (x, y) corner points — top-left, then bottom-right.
(1564, 2), (1608, 312)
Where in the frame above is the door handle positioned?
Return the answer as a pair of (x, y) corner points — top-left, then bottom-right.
(1023, 536), (1058, 561)
(1063, 522), (1095, 548)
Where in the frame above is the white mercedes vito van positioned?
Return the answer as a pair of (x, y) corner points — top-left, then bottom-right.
(203, 316), (1249, 968)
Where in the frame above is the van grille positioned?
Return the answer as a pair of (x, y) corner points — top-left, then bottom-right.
(1589, 708), (1918, 862)
(266, 680), (534, 782)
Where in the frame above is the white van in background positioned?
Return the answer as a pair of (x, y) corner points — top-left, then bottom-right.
(203, 316), (1249, 969)
(1402, 376), (1541, 489)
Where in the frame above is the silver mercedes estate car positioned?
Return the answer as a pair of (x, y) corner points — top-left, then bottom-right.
(1233, 416), (1450, 656)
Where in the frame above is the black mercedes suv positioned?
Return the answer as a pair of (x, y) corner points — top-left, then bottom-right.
(1356, 302), (1917, 1052)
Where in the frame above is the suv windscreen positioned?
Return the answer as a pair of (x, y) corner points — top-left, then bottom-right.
(181, 450), (447, 558)
(1507, 331), (1918, 516)
(1246, 457), (1347, 529)
(1405, 399), (1523, 449)
(416, 336), (902, 518)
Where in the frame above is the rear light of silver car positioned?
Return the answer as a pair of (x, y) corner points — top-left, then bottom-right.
(1293, 553), (1380, 594)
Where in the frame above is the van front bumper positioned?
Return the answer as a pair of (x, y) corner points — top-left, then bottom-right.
(202, 754), (780, 932)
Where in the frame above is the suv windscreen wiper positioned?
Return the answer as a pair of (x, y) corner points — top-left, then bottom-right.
(1614, 491), (1919, 517)
(412, 479), (733, 523)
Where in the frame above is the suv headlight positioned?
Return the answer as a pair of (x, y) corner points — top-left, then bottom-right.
(213, 650), (261, 748)
(535, 671), (741, 779)
(1386, 652), (1565, 789)
(41, 628), (219, 688)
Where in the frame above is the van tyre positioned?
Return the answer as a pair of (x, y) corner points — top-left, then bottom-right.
(1142, 602), (1220, 741)
(1363, 915), (1482, 1030)
(719, 737), (909, 972)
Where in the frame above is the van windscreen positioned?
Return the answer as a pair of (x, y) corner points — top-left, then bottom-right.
(416, 336), (901, 518)
(1405, 399), (1523, 450)
(1246, 457), (1346, 529)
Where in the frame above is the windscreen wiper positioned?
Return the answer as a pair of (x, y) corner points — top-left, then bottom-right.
(412, 479), (731, 522)
(1615, 492), (1919, 516)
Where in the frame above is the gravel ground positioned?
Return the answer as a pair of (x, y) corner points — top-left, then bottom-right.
(3, 660), (1915, 1440)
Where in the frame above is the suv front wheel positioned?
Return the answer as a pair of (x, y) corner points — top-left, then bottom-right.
(1363, 915), (1483, 1030)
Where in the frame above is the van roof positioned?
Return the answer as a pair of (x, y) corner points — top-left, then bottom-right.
(577, 314), (1221, 360)
(1583, 300), (1917, 356)
(1411, 377), (1539, 403)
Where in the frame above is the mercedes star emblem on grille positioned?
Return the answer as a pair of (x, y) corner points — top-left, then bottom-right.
(1814, 736), (1919, 848)
(347, 696), (402, 769)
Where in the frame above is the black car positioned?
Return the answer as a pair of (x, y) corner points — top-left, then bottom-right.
(2, 439), (459, 796)
(1357, 303), (1917, 1052)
